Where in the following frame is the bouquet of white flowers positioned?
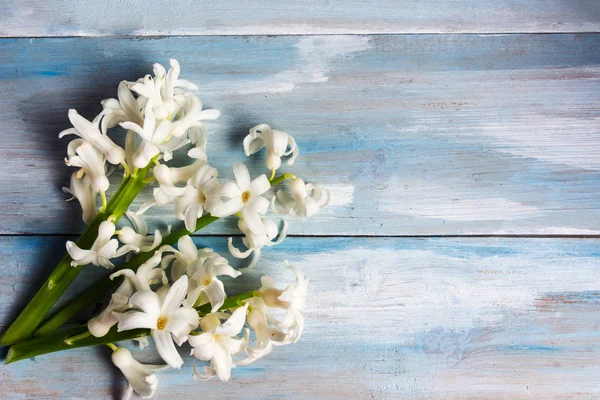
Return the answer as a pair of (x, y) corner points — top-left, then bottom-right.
(1, 59), (329, 398)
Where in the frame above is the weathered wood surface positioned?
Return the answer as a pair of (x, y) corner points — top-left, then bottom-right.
(1, 2), (600, 398)
(1, 236), (599, 399)
(0, 34), (599, 236)
(1, 0), (600, 36)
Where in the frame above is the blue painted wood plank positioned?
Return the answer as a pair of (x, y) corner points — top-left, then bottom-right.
(0, 35), (598, 235)
(1, 236), (599, 398)
(1, 1), (599, 36)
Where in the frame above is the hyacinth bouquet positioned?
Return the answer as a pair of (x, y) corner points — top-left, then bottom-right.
(1, 60), (329, 398)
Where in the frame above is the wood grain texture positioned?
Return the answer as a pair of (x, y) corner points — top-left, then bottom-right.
(1, 236), (599, 399)
(1, 1), (600, 36)
(0, 34), (598, 235)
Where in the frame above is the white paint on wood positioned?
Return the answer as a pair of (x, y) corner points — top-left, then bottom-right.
(322, 183), (354, 208)
(0, 35), (599, 236)
(380, 179), (541, 221)
(2, 1), (600, 36)
(237, 36), (370, 94)
(2, 237), (600, 398)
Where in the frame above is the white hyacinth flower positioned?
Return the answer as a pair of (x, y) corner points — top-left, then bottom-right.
(100, 81), (145, 134)
(129, 59), (197, 120)
(88, 278), (134, 337)
(137, 160), (217, 222)
(228, 218), (287, 270)
(111, 347), (167, 400)
(260, 262), (308, 344)
(161, 236), (240, 311)
(184, 250), (241, 311)
(113, 275), (199, 368)
(169, 95), (220, 139)
(243, 124), (298, 171)
(59, 109), (126, 166)
(118, 226), (164, 253)
(142, 164), (191, 212)
(189, 304), (249, 382)
(62, 172), (97, 224)
(173, 164), (220, 232)
(272, 178), (330, 218)
(160, 236), (215, 281)
(206, 163), (271, 235)
(66, 221), (139, 268)
(161, 59), (199, 99)
(110, 250), (169, 293)
(120, 100), (189, 168)
(65, 139), (109, 193)
(236, 297), (285, 366)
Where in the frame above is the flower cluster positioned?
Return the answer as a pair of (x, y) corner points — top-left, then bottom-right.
(103, 246), (306, 395)
(53, 60), (328, 398)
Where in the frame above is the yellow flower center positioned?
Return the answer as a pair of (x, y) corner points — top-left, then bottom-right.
(198, 192), (206, 203)
(156, 316), (168, 330)
(242, 190), (251, 203)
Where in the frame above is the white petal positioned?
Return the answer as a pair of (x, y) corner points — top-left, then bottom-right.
(203, 279), (226, 312)
(96, 220), (116, 245)
(152, 329), (183, 369)
(177, 236), (198, 260)
(232, 163), (250, 190)
(209, 197), (243, 217)
(67, 173), (98, 224)
(111, 348), (162, 399)
(243, 130), (264, 156)
(129, 291), (161, 316)
(161, 275), (189, 314)
(66, 241), (93, 264)
(217, 303), (249, 337)
(215, 181), (241, 198)
(187, 146), (206, 160)
(192, 364), (217, 381)
(227, 238), (253, 259)
(113, 243), (141, 258)
(211, 263), (242, 279)
(218, 335), (246, 355)
(190, 336), (216, 360)
(126, 210), (148, 236)
(184, 203), (203, 233)
(133, 141), (160, 169)
(241, 209), (265, 236)
(213, 346), (233, 382)
(286, 135), (299, 165)
(250, 174), (270, 196)
(166, 307), (199, 338)
(117, 82), (143, 124)
(198, 109), (220, 120)
(253, 195), (271, 215)
(114, 311), (157, 331)
(188, 331), (214, 348)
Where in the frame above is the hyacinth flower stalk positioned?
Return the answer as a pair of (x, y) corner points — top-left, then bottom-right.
(2, 60), (327, 397)
(1, 60), (219, 346)
(33, 172), (297, 337)
(0, 150), (155, 347)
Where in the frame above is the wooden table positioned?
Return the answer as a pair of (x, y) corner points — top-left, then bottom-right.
(1, 1), (599, 398)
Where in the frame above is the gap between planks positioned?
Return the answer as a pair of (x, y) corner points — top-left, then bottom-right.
(1, 233), (599, 239)
(2, 32), (600, 40)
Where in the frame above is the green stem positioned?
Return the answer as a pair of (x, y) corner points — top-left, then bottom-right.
(31, 173), (290, 339)
(5, 326), (149, 364)
(6, 291), (255, 364)
(196, 291), (255, 315)
(0, 164), (153, 347)
(269, 173), (296, 186)
(34, 214), (219, 337)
